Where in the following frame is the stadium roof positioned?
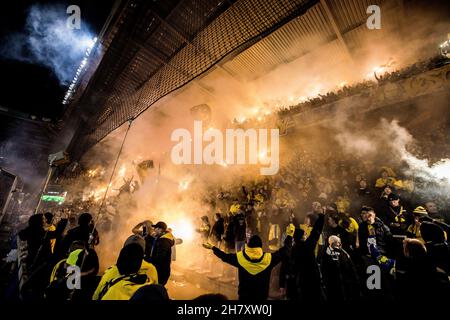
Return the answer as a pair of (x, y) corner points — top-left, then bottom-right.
(66, 0), (437, 160)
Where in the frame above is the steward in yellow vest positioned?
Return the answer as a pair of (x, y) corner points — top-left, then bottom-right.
(93, 239), (158, 300)
(46, 240), (99, 301)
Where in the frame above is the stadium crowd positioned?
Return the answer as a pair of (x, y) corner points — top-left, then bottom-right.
(277, 54), (449, 117)
(5, 143), (449, 302)
(2, 54), (449, 303)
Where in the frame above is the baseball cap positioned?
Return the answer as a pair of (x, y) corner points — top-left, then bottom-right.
(152, 221), (168, 231)
(124, 235), (146, 251)
(387, 193), (400, 201)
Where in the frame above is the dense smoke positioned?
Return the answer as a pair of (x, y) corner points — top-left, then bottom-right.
(66, 1), (450, 273)
(0, 131), (47, 191)
(1, 4), (95, 85)
(336, 116), (450, 186)
(84, 94), (450, 270)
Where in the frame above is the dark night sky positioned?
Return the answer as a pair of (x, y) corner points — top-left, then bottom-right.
(0, 0), (115, 119)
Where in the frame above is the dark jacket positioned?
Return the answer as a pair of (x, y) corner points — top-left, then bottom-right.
(57, 224), (99, 258)
(257, 214), (270, 247)
(379, 202), (411, 234)
(280, 213), (325, 301)
(19, 217), (68, 270)
(351, 187), (374, 212)
(420, 221), (450, 275)
(394, 258), (450, 300)
(212, 238), (290, 300)
(424, 242), (450, 275)
(234, 213), (247, 242)
(145, 232), (175, 285)
(211, 217), (225, 242)
(245, 210), (257, 235)
(46, 248), (99, 301)
(18, 217), (67, 300)
(320, 247), (361, 302)
(224, 217), (236, 249)
(358, 218), (392, 256)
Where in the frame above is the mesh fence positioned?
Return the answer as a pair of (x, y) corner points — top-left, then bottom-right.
(69, 0), (319, 160)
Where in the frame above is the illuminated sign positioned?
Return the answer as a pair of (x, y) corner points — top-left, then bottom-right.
(41, 195), (66, 203)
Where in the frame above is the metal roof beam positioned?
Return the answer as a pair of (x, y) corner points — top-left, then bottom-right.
(320, 0), (354, 65)
(149, 7), (241, 84)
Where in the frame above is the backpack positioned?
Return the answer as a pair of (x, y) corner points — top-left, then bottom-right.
(45, 260), (72, 300)
(97, 273), (148, 300)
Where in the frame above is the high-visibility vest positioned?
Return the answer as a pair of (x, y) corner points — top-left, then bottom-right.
(92, 260), (158, 300)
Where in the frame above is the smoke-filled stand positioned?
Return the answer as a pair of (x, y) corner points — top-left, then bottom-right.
(0, 0), (449, 308)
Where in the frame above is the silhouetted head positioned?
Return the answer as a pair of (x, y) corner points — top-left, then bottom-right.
(29, 214), (44, 230)
(403, 238), (427, 260)
(247, 235), (262, 248)
(124, 234), (146, 251)
(78, 213), (93, 227)
(420, 221), (446, 243)
(116, 243), (144, 275)
(44, 212), (54, 224)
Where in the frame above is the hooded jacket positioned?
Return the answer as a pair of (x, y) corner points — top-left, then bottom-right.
(320, 246), (361, 302)
(394, 257), (450, 300)
(358, 217), (392, 256)
(46, 247), (99, 301)
(233, 212), (247, 242)
(57, 224), (99, 258)
(212, 238), (291, 300)
(224, 217), (236, 249)
(19, 216), (68, 270)
(144, 232), (175, 285)
(92, 260), (158, 300)
(280, 213), (325, 302)
(420, 221), (450, 275)
(211, 217), (225, 242)
(379, 201), (411, 235)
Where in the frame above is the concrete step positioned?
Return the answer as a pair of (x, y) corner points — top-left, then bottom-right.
(173, 264), (238, 299)
(206, 273), (222, 280)
(170, 270), (185, 282)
